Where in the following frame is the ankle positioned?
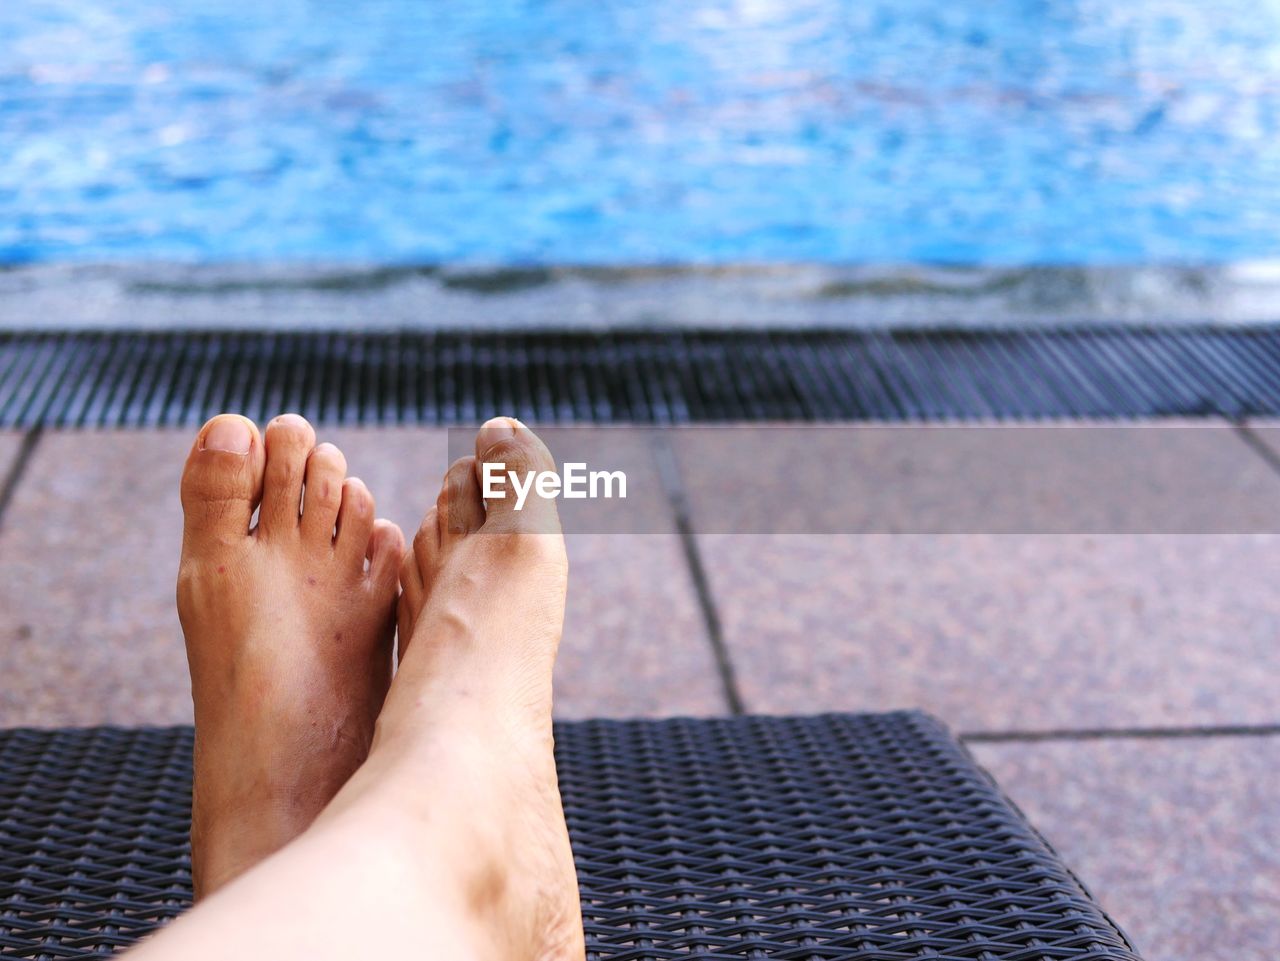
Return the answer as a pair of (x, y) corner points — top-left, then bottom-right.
(312, 769), (526, 953)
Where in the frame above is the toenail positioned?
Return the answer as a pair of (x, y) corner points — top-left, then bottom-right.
(478, 417), (516, 451)
(202, 418), (252, 454)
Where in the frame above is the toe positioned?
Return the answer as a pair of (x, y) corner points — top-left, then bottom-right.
(399, 546), (425, 613)
(258, 414), (316, 537)
(412, 507), (441, 581)
(397, 547), (423, 661)
(474, 416), (561, 532)
(300, 442), (347, 544)
(396, 594), (415, 664)
(180, 414), (265, 544)
(334, 477), (376, 565)
(436, 455), (486, 544)
(366, 518), (406, 589)
(403, 508), (441, 663)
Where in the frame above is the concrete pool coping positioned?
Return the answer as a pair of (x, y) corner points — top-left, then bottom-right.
(5, 261), (1280, 330)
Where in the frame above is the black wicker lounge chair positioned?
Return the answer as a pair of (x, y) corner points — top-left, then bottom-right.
(0, 710), (1141, 959)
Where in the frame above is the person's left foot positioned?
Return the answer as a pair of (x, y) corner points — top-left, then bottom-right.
(322, 417), (584, 960)
(177, 413), (405, 897)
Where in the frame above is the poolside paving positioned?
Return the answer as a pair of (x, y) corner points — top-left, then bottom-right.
(0, 431), (22, 492)
(973, 737), (1280, 961)
(1245, 420), (1280, 465)
(0, 430), (192, 727)
(681, 424), (1280, 731)
(694, 531), (1280, 730)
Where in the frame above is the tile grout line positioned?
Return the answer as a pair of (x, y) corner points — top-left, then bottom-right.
(0, 428), (43, 532)
(1230, 419), (1280, 477)
(651, 431), (745, 715)
(962, 722), (1280, 744)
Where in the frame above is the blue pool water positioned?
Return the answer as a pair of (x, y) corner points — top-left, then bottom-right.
(4, 0), (1280, 264)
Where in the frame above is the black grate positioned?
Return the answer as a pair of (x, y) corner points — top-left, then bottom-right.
(0, 326), (1278, 427)
(0, 713), (1141, 959)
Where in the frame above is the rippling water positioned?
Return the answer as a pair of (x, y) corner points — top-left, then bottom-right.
(4, 0), (1280, 263)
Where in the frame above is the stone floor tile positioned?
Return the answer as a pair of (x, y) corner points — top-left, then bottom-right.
(700, 532), (1280, 731)
(973, 736), (1280, 961)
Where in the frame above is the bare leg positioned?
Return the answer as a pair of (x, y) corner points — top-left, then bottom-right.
(133, 418), (584, 960)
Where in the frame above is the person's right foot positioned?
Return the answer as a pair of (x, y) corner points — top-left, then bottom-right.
(178, 413), (405, 898)
(319, 417), (584, 961)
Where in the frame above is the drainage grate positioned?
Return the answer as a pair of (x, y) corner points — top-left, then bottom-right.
(1, 326), (1278, 427)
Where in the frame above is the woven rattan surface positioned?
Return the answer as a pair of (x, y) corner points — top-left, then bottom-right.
(0, 712), (1141, 959)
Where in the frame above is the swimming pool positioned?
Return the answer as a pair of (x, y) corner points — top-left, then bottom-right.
(4, 0), (1280, 264)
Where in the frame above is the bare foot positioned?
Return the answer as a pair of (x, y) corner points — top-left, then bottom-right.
(320, 417), (584, 960)
(178, 413), (405, 897)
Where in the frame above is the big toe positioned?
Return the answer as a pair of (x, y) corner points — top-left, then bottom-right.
(181, 415), (265, 544)
(474, 416), (561, 534)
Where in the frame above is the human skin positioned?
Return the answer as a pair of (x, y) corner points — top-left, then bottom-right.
(135, 415), (584, 961)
